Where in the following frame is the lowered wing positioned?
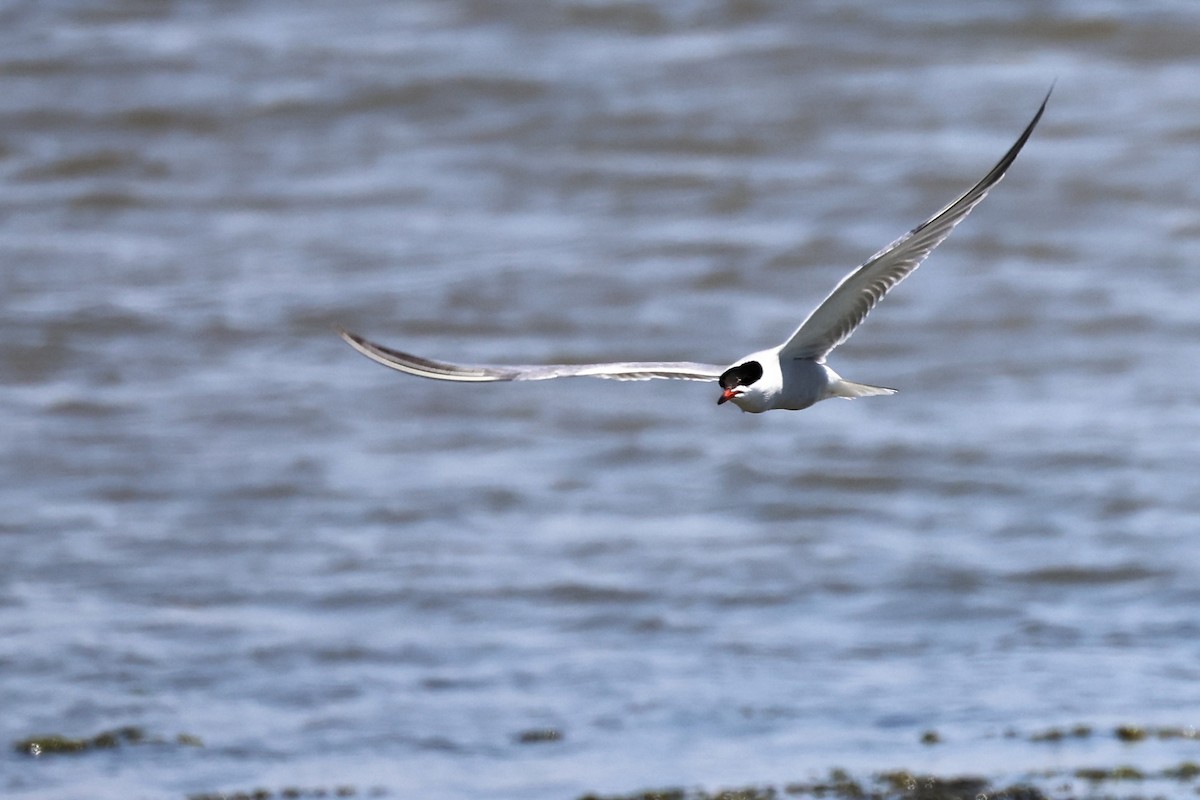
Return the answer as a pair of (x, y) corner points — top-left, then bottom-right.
(338, 328), (724, 383)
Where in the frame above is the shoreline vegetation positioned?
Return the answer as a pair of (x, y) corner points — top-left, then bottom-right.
(11, 724), (1200, 800)
(13, 726), (202, 756)
(579, 762), (1200, 800)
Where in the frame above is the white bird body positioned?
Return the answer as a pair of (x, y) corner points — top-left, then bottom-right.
(714, 350), (894, 413)
(340, 91), (1049, 414)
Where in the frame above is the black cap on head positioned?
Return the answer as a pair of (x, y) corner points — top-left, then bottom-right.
(719, 360), (763, 390)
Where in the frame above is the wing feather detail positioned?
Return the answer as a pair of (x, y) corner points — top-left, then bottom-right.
(779, 89), (1049, 362)
(338, 329), (723, 383)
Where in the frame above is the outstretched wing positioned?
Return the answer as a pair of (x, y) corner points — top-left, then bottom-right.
(338, 329), (724, 382)
(779, 89), (1050, 362)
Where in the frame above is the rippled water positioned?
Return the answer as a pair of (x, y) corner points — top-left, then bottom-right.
(4, 2), (1200, 799)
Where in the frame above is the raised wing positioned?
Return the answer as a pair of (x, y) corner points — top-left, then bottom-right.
(779, 89), (1049, 362)
(338, 329), (723, 382)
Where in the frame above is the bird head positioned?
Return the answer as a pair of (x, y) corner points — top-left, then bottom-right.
(717, 360), (764, 407)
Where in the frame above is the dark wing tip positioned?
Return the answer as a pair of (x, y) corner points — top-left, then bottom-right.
(335, 325), (362, 345)
(336, 327), (516, 382)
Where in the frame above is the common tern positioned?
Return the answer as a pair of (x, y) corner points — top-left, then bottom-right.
(340, 92), (1048, 413)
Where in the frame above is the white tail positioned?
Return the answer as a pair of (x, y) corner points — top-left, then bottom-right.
(829, 379), (897, 400)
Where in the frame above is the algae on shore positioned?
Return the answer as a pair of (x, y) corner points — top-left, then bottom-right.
(13, 726), (203, 757)
(578, 756), (1200, 800)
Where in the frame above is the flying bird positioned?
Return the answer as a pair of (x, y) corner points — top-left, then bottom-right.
(340, 91), (1049, 413)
